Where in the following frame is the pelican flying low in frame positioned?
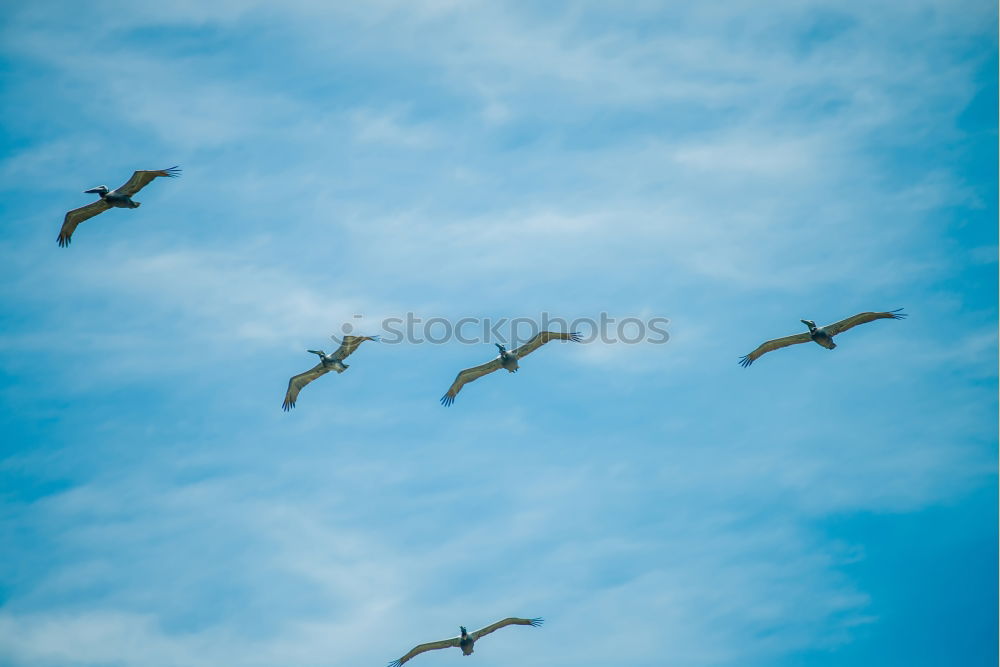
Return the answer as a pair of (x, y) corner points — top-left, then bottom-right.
(739, 309), (907, 367)
(388, 617), (543, 666)
(282, 335), (379, 411)
(57, 166), (181, 247)
(440, 331), (582, 406)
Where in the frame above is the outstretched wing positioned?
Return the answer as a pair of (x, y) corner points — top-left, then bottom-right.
(471, 617), (544, 641)
(387, 636), (461, 667)
(330, 335), (379, 361)
(57, 199), (111, 247)
(739, 332), (812, 367)
(822, 309), (906, 337)
(282, 363), (330, 411)
(115, 166), (181, 197)
(511, 331), (582, 359)
(440, 358), (503, 406)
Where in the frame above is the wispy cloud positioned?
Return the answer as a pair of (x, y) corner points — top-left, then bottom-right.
(0, 1), (995, 666)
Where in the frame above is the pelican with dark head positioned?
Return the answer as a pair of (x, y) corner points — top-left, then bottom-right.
(739, 309), (906, 367)
(387, 617), (543, 666)
(58, 166), (180, 247)
(281, 335), (379, 411)
(440, 331), (582, 406)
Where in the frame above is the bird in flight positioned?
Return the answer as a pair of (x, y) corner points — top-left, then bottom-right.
(440, 331), (581, 406)
(282, 335), (379, 411)
(739, 309), (906, 367)
(57, 166), (181, 247)
(388, 617), (543, 666)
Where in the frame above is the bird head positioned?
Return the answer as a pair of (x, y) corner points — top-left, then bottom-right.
(459, 626), (468, 637)
(84, 185), (109, 196)
(495, 343), (507, 353)
(800, 319), (816, 330)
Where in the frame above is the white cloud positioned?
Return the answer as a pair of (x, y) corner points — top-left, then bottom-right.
(351, 109), (438, 149)
(0, 1), (994, 666)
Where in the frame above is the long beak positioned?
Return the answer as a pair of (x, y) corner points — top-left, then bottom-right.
(84, 188), (103, 194)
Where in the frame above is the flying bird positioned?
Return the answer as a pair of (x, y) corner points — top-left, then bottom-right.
(282, 335), (378, 411)
(388, 618), (543, 666)
(440, 331), (582, 406)
(57, 166), (181, 247)
(739, 309), (906, 367)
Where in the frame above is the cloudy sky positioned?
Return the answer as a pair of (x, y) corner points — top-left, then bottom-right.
(0, 2), (996, 666)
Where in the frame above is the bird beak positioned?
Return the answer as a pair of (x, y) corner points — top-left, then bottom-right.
(84, 187), (102, 193)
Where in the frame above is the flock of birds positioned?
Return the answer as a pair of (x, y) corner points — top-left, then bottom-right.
(57, 165), (907, 664)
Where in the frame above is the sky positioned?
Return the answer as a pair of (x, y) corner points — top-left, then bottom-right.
(0, 2), (996, 666)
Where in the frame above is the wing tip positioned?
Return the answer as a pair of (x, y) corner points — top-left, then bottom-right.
(282, 400), (294, 411)
(162, 166), (182, 177)
(888, 308), (907, 319)
(388, 661), (403, 667)
(738, 355), (753, 368)
(440, 394), (455, 407)
(57, 234), (70, 247)
(569, 332), (582, 343)
(529, 617), (544, 627)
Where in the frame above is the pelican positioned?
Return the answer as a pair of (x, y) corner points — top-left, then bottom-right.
(440, 331), (582, 406)
(57, 166), (181, 246)
(281, 335), (379, 411)
(739, 309), (906, 367)
(388, 618), (543, 666)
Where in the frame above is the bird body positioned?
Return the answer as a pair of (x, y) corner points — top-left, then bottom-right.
(440, 332), (581, 406)
(459, 626), (474, 655)
(307, 349), (349, 373)
(388, 617), (543, 666)
(85, 185), (140, 209)
(58, 166), (180, 246)
(281, 335), (378, 410)
(739, 309), (906, 367)
(802, 319), (837, 350)
(497, 344), (520, 372)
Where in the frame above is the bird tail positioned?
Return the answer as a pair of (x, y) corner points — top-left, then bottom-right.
(335, 363), (349, 373)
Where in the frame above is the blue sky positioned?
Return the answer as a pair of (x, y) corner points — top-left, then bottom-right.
(0, 2), (996, 666)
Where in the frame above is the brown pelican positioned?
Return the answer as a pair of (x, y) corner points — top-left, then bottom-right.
(57, 166), (180, 247)
(739, 309), (906, 367)
(388, 618), (543, 666)
(440, 332), (582, 406)
(281, 335), (378, 411)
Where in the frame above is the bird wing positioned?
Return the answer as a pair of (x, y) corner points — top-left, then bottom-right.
(739, 332), (813, 367)
(511, 331), (582, 359)
(115, 166), (181, 196)
(470, 617), (544, 641)
(57, 199), (111, 247)
(330, 335), (379, 361)
(387, 636), (461, 667)
(282, 363), (330, 411)
(821, 309), (907, 337)
(440, 357), (503, 406)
